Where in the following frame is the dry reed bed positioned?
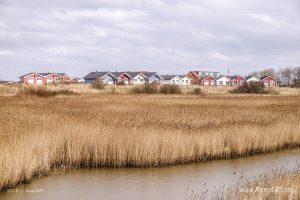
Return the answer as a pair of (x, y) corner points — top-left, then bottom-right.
(3, 83), (300, 96)
(0, 94), (300, 190)
(229, 170), (300, 200)
(190, 168), (300, 199)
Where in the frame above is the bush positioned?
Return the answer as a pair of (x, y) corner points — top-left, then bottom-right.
(231, 82), (266, 94)
(264, 87), (280, 95)
(159, 84), (182, 94)
(193, 88), (203, 95)
(18, 87), (77, 97)
(91, 79), (105, 90)
(292, 79), (300, 88)
(116, 80), (125, 86)
(130, 83), (158, 94)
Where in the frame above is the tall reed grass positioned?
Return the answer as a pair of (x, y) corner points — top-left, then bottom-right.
(0, 94), (299, 190)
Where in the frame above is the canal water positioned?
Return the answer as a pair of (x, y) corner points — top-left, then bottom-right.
(1, 149), (299, 200)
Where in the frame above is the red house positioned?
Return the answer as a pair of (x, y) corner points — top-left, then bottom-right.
(111, 72), (132, 84)
(20, 72), (72, 85)
(261, 76), (277, 87)
(200, 76), (216, 86)
(229, 75), (246, 86)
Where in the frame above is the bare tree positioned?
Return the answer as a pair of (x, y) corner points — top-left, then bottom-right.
(293, 66), (300, 80)
(259, 68), (276, 77)
(279, 67), (293, 86)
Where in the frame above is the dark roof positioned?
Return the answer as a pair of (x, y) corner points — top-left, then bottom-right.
(20, 72), (67, 78)
(127, 72), (145, 78)
(83, 71), (112, 79)
(111, 72), (132, 78)
(200, 75), (216, 80)
(142, 72), (158, 78)
(260, 75), (275, 80)
(228, 75), (246, 80)
(245, 75), (260, 80)
(216, 75), (231, 80)
(161, 75), (179, 80)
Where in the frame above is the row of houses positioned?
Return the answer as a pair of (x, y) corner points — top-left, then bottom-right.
(83, 71), (277, 87)
(19, 72), (72, 85)
(18, 70), (278, 87)
(187, 71), (277, 87)
(83, 71), (192, 86)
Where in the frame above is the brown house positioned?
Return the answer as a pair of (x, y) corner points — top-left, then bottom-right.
(187, 71), (201, 84)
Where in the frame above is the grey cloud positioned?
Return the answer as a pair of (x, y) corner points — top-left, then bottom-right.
(0, 0), (300, 80)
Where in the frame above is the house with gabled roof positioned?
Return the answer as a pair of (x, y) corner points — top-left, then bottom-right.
(128, 72), (163, 84)
(216, 75), (231, 86)
(111, 72), (132, 85)
(83, 71), (116, 84)
(20, 72), (72, 85)
(245, 75), (261, 83)
(229, 75), (246, 86)
(199, 75), (216, 86)
(143, 72), (164, 84)
(260, 76), (277, 87)
(127, 72), (147, 85)
(161, 75), (191, 85)
(187, 70), (220, 85)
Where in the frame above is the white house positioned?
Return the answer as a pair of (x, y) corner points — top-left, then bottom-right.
(143, 72), (163, 84)
(246, 75), (261, 83)
(161, 75), (191, 85)
(216, 76), (231, 86)
(130, 72), (147, 84)
(180, 76), (191, 86)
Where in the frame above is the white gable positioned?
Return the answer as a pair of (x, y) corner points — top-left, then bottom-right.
(133, 73), (146, 84)
(247, 76), (260, 82)
(216, 76), (231, 86)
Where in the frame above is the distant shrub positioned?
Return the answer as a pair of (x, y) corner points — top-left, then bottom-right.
(91, 79), (105, 90)
(18, 87), (77, 97)
(292, 79), (300, 88)
(193, 88), (203, 95)
(116, 80), (125, 86)
(159, 84), (182, 94)
(231, 82), (266, 94)
(131, 83), (158, 94)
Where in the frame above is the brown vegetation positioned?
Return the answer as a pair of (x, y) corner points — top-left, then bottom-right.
(17, 86), (77, 97)
(228, 170), (300, 200)
(1, 84), (300, 96)
(0, 93), (299, 190)
(189, 169), (300, 199)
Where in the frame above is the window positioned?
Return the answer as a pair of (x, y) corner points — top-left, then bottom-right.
(219, 81), (223, 85)
(226, 81), (230, 85)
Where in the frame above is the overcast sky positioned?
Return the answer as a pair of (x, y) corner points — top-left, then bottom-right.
(0, 0), (300, 80)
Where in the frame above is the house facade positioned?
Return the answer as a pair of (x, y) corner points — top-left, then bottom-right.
(20, 72), (71, 85)
(261, 76), (277, 87)
(161, 75), (191, 85)
(200, 76), (216, 86)
(229, 75), (246, 86)
(187, 70), (220, 84)
(112, 72), (132, 85)
(216, 76), (231, 86)
(83, 71), (116, 84)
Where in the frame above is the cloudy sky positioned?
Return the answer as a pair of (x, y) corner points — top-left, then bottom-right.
(0, 0), (300, 80)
